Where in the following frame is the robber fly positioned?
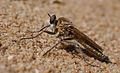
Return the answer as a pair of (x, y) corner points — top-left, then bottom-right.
(20, 14), (111, 67)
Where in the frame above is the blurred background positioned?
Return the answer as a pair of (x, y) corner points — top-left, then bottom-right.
(0, 0), (120, 73)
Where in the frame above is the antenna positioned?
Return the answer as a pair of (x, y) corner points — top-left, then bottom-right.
(48, 13), (51, 18)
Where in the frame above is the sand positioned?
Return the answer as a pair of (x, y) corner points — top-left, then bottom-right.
(0, 0), (120, 73)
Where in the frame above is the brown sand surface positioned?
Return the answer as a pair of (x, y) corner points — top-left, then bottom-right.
(0, 0), (120, 73)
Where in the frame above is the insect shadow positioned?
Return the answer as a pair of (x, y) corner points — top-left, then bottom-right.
(61, 44), (110, 64)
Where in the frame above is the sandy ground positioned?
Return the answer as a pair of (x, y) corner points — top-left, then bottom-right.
(0, 0), (120, 73)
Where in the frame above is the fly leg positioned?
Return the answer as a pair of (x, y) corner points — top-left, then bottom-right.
(43, 38), (73, 56)
(43, 39), (63, 56)
(20, 30), (57, 41)
(20, 24), (56, 40)
(26, 25), (50, 33)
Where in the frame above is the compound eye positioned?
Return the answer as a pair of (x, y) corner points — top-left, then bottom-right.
(50, 15), (56, 24)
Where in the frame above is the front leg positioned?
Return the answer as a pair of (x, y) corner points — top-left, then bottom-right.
(20, 30), (57, 41)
